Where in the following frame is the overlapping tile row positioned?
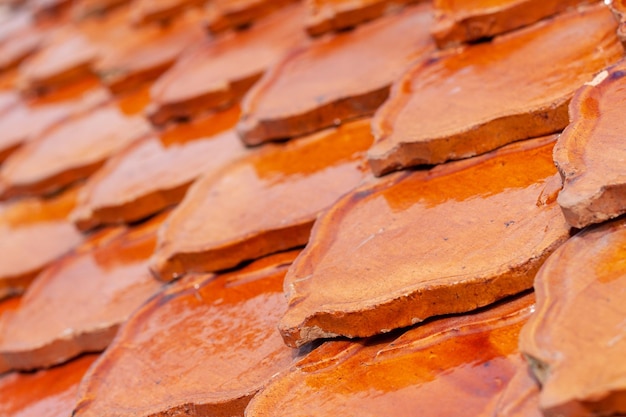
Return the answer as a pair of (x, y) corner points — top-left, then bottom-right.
(368, 3), (622, 176)
(0, 0), (624, 416)
(151, 119), (373, 280)
(431, 0), (594, 48)
(73, 250), (306, 417)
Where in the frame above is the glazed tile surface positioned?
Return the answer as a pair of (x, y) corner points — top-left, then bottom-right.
(0, 215), (164, 371)
(237, 3), (435, 144)
(305, 0), (419, 36)
(247, 294), (533, 417)
(280, 136), (570, 347)
(553, 59), (626, 228)
(151, 119), (372, 280)
(0, 187), (82, 299)
(204, 0), (298, 34)
(0, 354), (98, 417)
(368, 3), (622, 175)
(73, 251), (304, 417)
(72, 107), (247, 229)
(431, 0), (594, 47)
(148, 4), (307, 126)
(520, 217), (626, 417)
(0, 103), (151, 199)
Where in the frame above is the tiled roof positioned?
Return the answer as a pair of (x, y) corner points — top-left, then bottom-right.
(0, 0), (624, 416)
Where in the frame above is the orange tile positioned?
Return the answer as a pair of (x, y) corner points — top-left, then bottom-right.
(432, 0), (594, 48)
(368, 4), (622, 176)
(204, 0), (298, 34)
(151, 119), (373, 281)
(609, 0), (626, 48)
(279, 136), (571, 347)
(130, 0), (205, 25)
(554, 59), (626, 228)
(247, 293), (534, 417)
(0, 214), (165, 371)
(0, 102), (152, 199)
(148, 4), (308, 126)
(0, 354), (98, 417)
(237, 3), (435, 145)
(71, 0), (131, 20)
(0, 24), (45, 72)
(0, 186), (83, 299)
(0, 82), (109, 164)
(73, 250), (305, 417)
(494, 356), (542, 417)
(520, 217), (626, 417)
(95, 11), (205, 93)
(18, 28), (99, 94)
(72, 107), (248, 230)
(305, 0), (420, 36)
(0, 296), (21, 373)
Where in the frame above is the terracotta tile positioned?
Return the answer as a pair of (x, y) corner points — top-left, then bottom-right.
(18, 28), (99, 94)
(130, 0), (205, 25)
(73, 250), (306, 417)
(609, 0), (626, 48)
(0, 354), (98, 417)
(247, 293), (533, 417)
(0, 24), (45, 72)
(279, 136), (571, 347)
(368, 4), (622, 176)
(0, 82), (110, 164)
(96, 11), (206, 93)
(71, 0), (130, 20)
(305, 0), (420, 36)
(237, 3), (435, 145)
(0, 214), (165, 371)
(148, 4), (308, 126)
(520, 217), (626, 417)
(431, 0), (594, 48)
(553, 59), (626, 229)
(29, 0), (72, 21)
(72, 107), (248, 230)
(151, 119), (373, 281)
(0, 296), (21, 373)
(0, 9), (32, 45)
(494, 356), (542, 417)
(204, 0), (298, 34)
(0, 103), (152, 199)
(0, 187), (82, 300)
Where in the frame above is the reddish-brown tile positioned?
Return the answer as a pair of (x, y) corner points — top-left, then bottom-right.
(148, 4), (308, 126)
(0, 187), (82, 299)
(280, 136), (570, 347)
(247, 293), (533, 417)
(0, 214), (165, 371)
(204, 0), (298, 34)
(0, 354), (98, 417)
(0, 296), (21, 373)
(520, 217), (626, 417)
(73, 250), (305, 417)
(0, 83), (110, 164)
(431, 0), (594, 48)
(96, 11), (205, 93)
(494, 356), (542, 417)
(305, 0), (420, 36)
(151, 119), (373, 281)
(554, 59), (626, 228)
(72, 107), (248, 230)
(0, 103), (151, 199)
(237, 3), (435, 145)
(71, 0), (132, 20)
(130, 0), (205, 25)
(368, 4), (622, 176)
(29, 0), (72, 21)
(18, 28), (99, 94)
(0, 24), (45, 72)
(609, 0), (626, 48)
